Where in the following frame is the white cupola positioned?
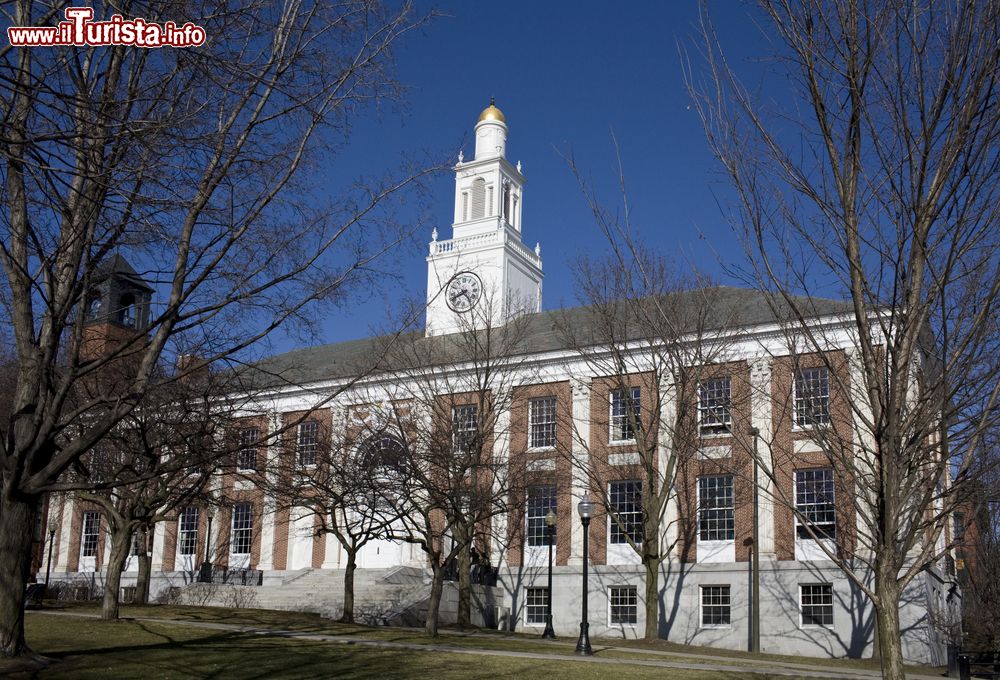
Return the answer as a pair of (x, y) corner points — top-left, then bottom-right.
(424, 101), (543, 337)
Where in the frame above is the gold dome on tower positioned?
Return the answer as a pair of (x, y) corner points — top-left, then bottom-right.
(478, 98), (506, 123)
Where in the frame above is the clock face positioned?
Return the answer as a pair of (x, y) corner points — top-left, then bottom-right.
(446, 272), (482, 312)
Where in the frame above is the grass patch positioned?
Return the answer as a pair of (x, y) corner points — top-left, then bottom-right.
(5, 614), (779, 680)
(29, 603), (946, 678)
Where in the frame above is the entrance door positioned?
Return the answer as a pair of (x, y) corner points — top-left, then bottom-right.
(288, 509), (314, 570)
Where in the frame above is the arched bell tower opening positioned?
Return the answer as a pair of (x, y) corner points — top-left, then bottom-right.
(425, 101), (543, 337)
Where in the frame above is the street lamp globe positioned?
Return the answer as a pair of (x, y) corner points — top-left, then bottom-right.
(577, 496), (594, 521)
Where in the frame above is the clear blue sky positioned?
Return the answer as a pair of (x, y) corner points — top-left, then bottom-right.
(296, 1), (773, 351)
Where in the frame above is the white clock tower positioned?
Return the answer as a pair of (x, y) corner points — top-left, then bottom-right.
(425, 101), (543, 337)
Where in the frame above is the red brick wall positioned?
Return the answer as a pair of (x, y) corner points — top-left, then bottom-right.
(675, 362), (753, 563)
(507, 381), (572, 567)
(586, 372), (658, 567)
(769, 352), (856, 561)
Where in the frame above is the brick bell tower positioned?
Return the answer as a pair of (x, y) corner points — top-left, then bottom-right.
(80, 254), (153, 363)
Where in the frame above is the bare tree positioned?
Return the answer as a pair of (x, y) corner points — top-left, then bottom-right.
(366, 293), (533, 634)
(69, 362), (250, 620)
(553, 152), (746, 640)
(690, 2), (1000, 676)
(0, 0), (436, 656)
(267, 412), (403, 624)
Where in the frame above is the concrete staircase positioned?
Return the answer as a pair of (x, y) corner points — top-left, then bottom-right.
(184, 566), (433, 625)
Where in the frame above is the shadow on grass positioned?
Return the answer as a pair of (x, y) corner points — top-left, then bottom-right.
(14, 621), (589, 680)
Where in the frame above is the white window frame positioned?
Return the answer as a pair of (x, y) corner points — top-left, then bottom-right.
(452, 404), (478, 454)
(231, 502), (253, 556)
(698, 377), (732, 436)
(700, 585), (732, 628)
(296, 420), (319, 467)
(794, 366), (831, 429)
(794, 468), (836, 541)
(81, 511), (100, 558)
(609, 387), (640, 444)
(178, 507), (199, 556)
(799, 583), (834, 627)
(527, 396), (557, 450)
(697, 475), (735, 542)
(608, 585), (638, 626)
(608, 480), (642, 546)
(526, 485), (556, 547)
(237, 427), (259, 471)
(524, 586), (549, 626)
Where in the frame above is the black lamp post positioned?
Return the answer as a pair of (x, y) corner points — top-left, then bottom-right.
(575, 495), (594, 656)
(201, 507), (216, 583)
(44, 528), (56, 588)
(542, 509), (557, 639)
(749, 426), (761, 653)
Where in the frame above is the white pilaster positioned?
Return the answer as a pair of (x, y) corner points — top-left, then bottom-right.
(150, 521), (166, 572)
(257, 411), (281, 571)
(657, 369), (679, 557)
(321, 405), (349, 569)
(846, 345), (877, 560)
(568, 376), (591, 565)
(54, 494), (75, 572)
(748, 357), (775, 556)
(490, 388), (512, 566)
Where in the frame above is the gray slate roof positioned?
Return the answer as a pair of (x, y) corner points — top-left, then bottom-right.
(246, 286), (852, 389)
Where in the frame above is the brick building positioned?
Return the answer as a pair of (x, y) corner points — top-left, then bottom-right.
(43, 103), (957, 664)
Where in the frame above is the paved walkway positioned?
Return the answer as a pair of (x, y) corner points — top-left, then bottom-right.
(28, 610), (944, 680)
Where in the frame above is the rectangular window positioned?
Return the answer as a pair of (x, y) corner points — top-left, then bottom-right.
(795, 469), (836, 540)
(698, 475), (735, 541)
(452, 404), (479, 454)
(178, 507), (200, 556)
(698, 377), (732, 435)
(528, 396), (557, 449)
(794, 367), (831, 427)
(609, 480), (643, 544)
(526, 485), (556, 547)
(610, 387), (641, 442)
(701, 585), (732, 626)
(231, 502), (253, 555)
(525, 587), (549, 625)
(81, 511), (100, 558)
(237, 427), (259, 471)
(609, 586), (638, 625)
(800, 584), (834, 626)
(953, 512), (966, 545)
(296, 420), (319, 467)
(131, 531), (144, 556)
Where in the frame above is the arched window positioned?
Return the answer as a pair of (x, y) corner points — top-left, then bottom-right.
(117, 292), (137, 327)
(360, 434), (407, 478)
(85, 294), (103, 319)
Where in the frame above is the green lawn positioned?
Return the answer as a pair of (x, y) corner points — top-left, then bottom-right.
(4, 613), (776, 680)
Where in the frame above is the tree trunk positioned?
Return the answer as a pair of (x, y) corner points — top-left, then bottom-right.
(425, 564), (444, 637)
(100, 528), (133, 621)
(0, 492), (36, 657)
(870, 617), (881, 662)
(874, 573), (905, 680)
(456, 542), (472, 629)
(340, 550), (357, 624)
(643, 556), (659, 640)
